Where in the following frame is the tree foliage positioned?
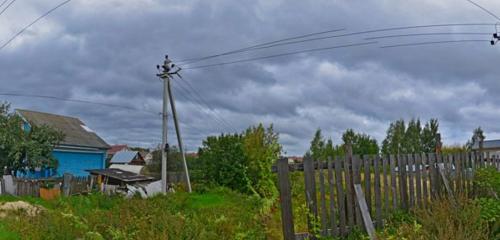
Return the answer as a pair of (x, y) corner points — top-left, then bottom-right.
(0, 102), (63, 174)
(306, 128), (378, 160)
(382, 118), (440, 155)
(197, 124), (281, 199)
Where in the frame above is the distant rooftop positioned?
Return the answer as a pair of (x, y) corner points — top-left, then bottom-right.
(110, 150), (139, 164)
(471, 139), (500, 150)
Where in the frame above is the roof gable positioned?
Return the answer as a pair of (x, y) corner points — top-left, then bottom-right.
(16, 109), (110, 149)
(110, 150), (140, 164)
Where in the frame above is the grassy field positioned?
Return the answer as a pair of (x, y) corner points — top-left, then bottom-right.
(0, 187), (282, 240)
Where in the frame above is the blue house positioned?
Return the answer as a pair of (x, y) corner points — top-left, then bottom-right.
(16, 109), (110, 177)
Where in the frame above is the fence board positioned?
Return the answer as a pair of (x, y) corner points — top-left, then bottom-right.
(415, 154), (422, 208)
(398, 155), (408, 210)
(317, 159), (328, 237)
(335, 156), (346, 236)
(374, 155), (382, 228)
(277, 158), (295, 240)
(382, 156), (390, 214)
(353, 155), (363, 229)
(303, 155), (318, 234)
(363, 155), (372, 215)
(407, 154), (415, 209)
(421, 153), (429, 207)
(389, 155), (398, 209)
(344, 153), (355, 229)
(327, 157), (338, 237)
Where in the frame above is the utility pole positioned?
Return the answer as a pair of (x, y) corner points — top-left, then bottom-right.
(156, 55), (192, 193)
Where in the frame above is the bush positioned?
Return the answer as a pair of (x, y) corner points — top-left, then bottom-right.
(474, 167), (500, 198)
(197, 124), (281, 200)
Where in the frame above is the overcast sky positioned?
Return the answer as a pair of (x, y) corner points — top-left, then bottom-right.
(1, 0), (500, 155)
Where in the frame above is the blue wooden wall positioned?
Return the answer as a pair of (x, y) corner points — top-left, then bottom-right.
(53, 150), (106, 176)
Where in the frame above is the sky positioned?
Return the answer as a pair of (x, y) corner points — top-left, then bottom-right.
(1, 0), (500, 155)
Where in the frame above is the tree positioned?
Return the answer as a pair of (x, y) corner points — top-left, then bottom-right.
(382, 119), (406, 155)
(421, 119), (439, 153)
(404, 119), (422, 153)
(243, 124), (281, 199)
(143, 145), (184, 178)
(466, 127), (485, 150)
(308, 129), (325, 160)
(0, 102), (63, 175)
(341, 129), (379, 155)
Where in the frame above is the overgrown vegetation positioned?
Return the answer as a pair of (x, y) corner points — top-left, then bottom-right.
(0, 188), (270, 240)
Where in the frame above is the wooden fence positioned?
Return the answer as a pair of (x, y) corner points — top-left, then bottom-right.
(9, 175), (90, 197)
(275, 150), (500, 239)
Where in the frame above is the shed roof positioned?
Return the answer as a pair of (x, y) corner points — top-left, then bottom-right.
(472, 139), (500, 150)
(86, 168), (154, 182)
(16, 109), (109, 149)
(110, 151), (139, 164)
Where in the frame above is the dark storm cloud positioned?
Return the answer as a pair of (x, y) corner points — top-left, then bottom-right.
(2, 0), (500, 155)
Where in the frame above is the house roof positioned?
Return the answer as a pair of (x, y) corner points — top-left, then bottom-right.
(110, 150), (139, 164)
(108, 145), (129, 155)
(16, 109), (110, 149)
(472, 139), (500, 150)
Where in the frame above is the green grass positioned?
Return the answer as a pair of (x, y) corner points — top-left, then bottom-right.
(0, 187), (272, 240)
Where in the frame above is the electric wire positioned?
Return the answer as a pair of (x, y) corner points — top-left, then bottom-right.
(0, 0), (16, 17)
(222, 23), (496, 56)
(176, 75), (238, 132)
(365, 32), (491, 40)
(0, 0), (9, 11)
(380, 39), (490, 48)
(170, 80), (234, 133)
(0, 0), (73, 51)
(466, 0), (500, 22)
(184, 41), (377, 70)
(0, 93), (160, 116)
(176, 28), (346, 64)
(179, 23), (495, 67)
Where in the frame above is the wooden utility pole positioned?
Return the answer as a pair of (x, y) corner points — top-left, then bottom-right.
(156, 55), (192, 193)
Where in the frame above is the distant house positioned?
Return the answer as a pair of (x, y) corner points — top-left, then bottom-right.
(109, 150), (145, 166)
(16, 109), (110, 177)
(472, 139), (500, 157)
(107, 144), (129, 160)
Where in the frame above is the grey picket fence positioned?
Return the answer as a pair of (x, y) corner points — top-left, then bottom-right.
(12, 175), (90, 197)
(275, 150), (500, 240)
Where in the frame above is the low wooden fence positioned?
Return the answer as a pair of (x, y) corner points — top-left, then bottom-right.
(275, 149), (500, 239)
(8, 175), (90, 197)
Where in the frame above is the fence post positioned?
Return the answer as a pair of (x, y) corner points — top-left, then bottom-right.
(62, 173), (73, 196)
(277, 157), (295, 240)
(303, 154), (318, 237)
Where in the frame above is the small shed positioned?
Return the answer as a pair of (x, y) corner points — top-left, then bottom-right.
(86, 168), (155, 186)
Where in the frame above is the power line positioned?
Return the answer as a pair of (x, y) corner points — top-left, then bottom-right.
(0, 0), (10, 11)
(0, 0), (73, 52)
(0, 0), (16, 17)
(176, 75), (238, 132)
(225, 23), (496, 55)
(0, 93), (160, 115)
(170, 77), (237, 133)
(380, 39), (490, 48)
(177, 28), (346, 64)
(365, 32), (491, 40)
(179, 23), (495, 67)
(466, 0), (500, 22)
(184, 41), (377, 70)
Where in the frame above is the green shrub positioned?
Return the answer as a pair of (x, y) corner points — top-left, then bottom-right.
(474, 167), (500, 198)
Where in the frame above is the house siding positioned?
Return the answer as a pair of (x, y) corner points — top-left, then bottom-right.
(53, 149), (106, 176)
